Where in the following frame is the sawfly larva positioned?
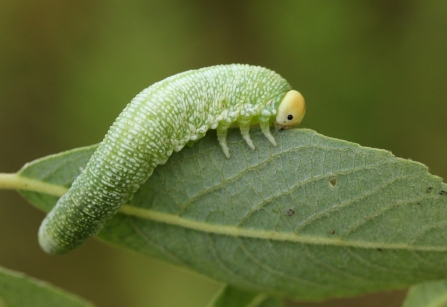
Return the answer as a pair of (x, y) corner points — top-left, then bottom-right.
(38, 64), (306, 254)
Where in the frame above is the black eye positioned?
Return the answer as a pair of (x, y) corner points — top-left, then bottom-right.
(287, 114), (293, 120)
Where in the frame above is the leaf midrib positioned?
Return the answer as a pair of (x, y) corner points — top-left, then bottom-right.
(119, 205), (447, 252)
(8, 173), (446, 252)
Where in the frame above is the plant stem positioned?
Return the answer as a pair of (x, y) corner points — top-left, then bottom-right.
(0, 173), (67, 196)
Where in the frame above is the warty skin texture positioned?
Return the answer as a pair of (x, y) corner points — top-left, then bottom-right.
(38, 64), (297, 254)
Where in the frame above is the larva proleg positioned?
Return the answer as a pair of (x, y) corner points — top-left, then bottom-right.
(38, 64), (306, 254)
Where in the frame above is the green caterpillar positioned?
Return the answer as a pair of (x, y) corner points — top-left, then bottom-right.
(38, 64), (306, 254)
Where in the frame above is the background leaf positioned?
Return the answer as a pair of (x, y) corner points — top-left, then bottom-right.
(0, 266), (95, 307)
(402, 279), (447, 307)
(16, 128), (447, 301)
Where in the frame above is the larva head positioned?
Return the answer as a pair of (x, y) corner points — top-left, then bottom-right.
(275, 90), (306, 129)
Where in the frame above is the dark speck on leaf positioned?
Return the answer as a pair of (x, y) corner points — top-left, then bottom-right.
(331, 230), (335, 234)
(440, 190), (447, 195)
(329, 177), (337, 187)
(427, 187), (433, 193)
(286, 208), (295, 216)
(377, 248), (382, 252)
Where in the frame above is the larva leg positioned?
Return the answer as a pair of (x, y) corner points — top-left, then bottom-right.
(186, 139), (199, 147)
(260, 121), (277, 146)
(239, 123), (256, 150)
(216, 126), (230, 158)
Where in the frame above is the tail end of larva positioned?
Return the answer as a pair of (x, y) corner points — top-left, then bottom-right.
(37, 193), (92, 255)
(38, 211), (93, 255)
(38, 212), (66, 255)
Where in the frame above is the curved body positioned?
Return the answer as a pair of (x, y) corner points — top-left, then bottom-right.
(38, 64), (295, 254)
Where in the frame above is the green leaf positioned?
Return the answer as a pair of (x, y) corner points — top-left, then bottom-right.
(15, 128), (447, 300)
(0, 266), (95, 307)
(402, 280), (447, 307)
(206, 285), (282, 307)
(18, 145), (97, 212)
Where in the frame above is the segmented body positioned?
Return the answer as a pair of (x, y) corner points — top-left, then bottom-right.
(38, 64), (292, 254)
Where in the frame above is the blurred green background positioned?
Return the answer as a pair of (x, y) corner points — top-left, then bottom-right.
(0, 1), (446, 306)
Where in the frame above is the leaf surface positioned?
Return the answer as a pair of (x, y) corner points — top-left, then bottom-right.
(0, 266), (95, 307)
(16, 128), (447, 300)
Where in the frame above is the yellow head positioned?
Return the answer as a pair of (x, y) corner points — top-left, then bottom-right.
(275, 90), (306, 129)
